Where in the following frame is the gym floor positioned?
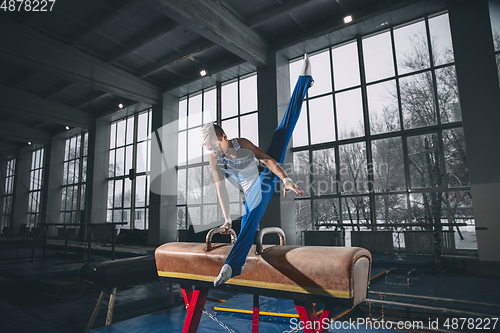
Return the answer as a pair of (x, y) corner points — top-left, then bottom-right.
(1, 241), (499, 333)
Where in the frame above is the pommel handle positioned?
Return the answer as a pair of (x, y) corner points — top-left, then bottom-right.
(205, 227), (237, 251)
(256, 227), (286, 255)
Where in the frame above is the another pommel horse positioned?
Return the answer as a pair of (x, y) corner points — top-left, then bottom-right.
(155, 227), (372, 333)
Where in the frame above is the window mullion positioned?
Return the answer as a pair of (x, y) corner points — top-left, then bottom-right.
(75, 133), (85, 225)
(130, 113), (139, 229)
(357, 36), (376, 230)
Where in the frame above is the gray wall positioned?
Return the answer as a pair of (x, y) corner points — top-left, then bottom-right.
(448, 0), (500, 272)
(11, 147), (32, 234)
(90, 117), (111, 227)
(43, 136), (66, 229)
(148, 97), (179, 245)
(256, 51), (297, 245)
(0, 156), (7, 231)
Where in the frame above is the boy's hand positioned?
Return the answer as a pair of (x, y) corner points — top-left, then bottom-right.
(219, 221), (232, 234)
(284, 181), (304, 197)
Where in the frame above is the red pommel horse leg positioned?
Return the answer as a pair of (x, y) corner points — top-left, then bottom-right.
(252, 294), (260, 332)
(180, 285), (210, 333)
(180, 285), (263, 333)
(294, 302), (336, 333)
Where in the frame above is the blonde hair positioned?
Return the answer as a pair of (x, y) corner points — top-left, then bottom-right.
(200, 123), (225, 146)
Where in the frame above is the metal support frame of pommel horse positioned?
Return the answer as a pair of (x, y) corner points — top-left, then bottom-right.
(178, 285), (336, 333)
(156, 227), (372, 333)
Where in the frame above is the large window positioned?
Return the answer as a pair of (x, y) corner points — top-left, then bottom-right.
(1, 158), (16, 233)
(107, 109), (152, 229)
(28, 148), (45, 228)
(61, 133), (88, 225)
(177, 87), (217, 230)
(489, 0), (500, 84)
(177, 74), (258, 229)
(291, 13), (474, 249)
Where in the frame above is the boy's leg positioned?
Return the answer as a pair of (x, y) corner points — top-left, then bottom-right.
(257, 74), (314, 199)
(222, 179), (268, 276)
(219, 74), (314, 281)
(266, 74), (314, 164)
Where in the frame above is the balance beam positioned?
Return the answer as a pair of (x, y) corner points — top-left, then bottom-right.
(155, 227), (371, 333)
(80, 255), (163, 331)
(0, 237), (44, 263)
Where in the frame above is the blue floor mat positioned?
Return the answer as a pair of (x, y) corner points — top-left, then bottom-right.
(89, 305), (398, 333)
(368, 273), (500, 316)
(214, 293), (352, 324)
(88, 301), (293, 333)
(0, 259), (79, 281)
(371, 253), (435, 273)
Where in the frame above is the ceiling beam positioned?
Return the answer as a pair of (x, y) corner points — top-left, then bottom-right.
(218, 2), (249, 24)
(288, 12), (308, 32)
(148, 0), (268, 67)
(0, 142), (19, 155)
(33, 121), (49, 129)
(333, 0), (349, 12)
(138, 40), (214, 78)
(88, 0), (111, 11)
(22, 12), (38, 27)
(73, 92), (111, 109)
(10, 71), (37, 88)
(70, 0), (143, 46)
(247, 0), (323, 29)
(0, 84), (94, 129)
(0, 17), (162, 105)
(107, 21), (179, 63)
(97, 31), (128, 48)
(0, 120), (51, 145)
(162, 58), (247, 93)
(274, 0), (421, 52)
(53, 11), (88, 29)
(45, 81), (75, 99)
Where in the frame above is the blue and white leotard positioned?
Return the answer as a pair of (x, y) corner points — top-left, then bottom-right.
(215, 138), (259, 195)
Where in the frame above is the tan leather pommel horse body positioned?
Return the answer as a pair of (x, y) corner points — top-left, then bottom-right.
(155, 227), (372, 333)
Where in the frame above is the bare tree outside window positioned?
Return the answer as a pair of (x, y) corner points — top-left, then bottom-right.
(1, 159), (16, 233)
(291, 14), (475, 249)
(177, 75), (257, 230)
(107, 109), (152, 229)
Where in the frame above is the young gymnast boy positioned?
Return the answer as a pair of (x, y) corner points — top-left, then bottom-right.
(201, 54), (313, 286)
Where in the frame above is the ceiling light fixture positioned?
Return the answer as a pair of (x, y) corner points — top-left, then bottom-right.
(118, 103), (124, 109)
(200, 70), (207, 77)
(28, 141), (32, 146)
(344, 15), (352, 23)
(65, 125), (70, 130)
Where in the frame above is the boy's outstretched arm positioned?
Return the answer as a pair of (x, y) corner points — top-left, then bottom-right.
(209, 153), (232, 232)
(238, 138), (304, 197)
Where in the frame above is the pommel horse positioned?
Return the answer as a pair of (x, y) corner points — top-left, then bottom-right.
(155, 227), (371, 333)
